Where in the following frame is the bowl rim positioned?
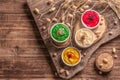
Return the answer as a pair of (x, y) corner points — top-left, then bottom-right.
(50, 23), (71, 43)
(75, 28), (95, 48)
(61, 47), (81, 67)
(81, 9), (101, 29)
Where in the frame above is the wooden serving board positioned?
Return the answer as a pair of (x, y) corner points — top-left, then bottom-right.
(27, 0), (120, 79)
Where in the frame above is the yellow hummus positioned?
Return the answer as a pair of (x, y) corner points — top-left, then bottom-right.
(62, 47), (81, 66)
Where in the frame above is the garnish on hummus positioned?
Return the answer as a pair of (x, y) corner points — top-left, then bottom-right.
(62, 47), (81, 66)
(50, 23), (70, 43)
(81, 10), (100, 29)
(75, 28), (95, 48)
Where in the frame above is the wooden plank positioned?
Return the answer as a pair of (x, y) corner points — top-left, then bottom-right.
(0, 14), (33, 21)
(0, 0), (29, 14)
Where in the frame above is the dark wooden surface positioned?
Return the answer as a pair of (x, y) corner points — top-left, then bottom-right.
(0, 0), (120, 80)
(27, 0), (120, 79)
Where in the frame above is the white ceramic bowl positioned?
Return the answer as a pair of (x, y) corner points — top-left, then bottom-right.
(61, 47), (81, 67)
(81, 10), (101, 29)
(50, 23), (71, 43)
(75, 28), (95, 48)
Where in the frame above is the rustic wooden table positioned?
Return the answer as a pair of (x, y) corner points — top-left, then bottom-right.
(0, 0), (120, 80)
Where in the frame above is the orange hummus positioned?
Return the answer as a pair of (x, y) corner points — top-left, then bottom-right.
(62, 47), (81, 66)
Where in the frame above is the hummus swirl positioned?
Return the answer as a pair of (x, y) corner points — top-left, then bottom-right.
(75, 28), (95, 48)
(62, 47), (81, 66)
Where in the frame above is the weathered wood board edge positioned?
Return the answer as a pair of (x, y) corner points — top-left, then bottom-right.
(27, 0), (120, 79)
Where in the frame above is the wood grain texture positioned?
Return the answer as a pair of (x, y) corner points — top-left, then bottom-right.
(0, 0), (119, 80)
(27, 0), (120, 79)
